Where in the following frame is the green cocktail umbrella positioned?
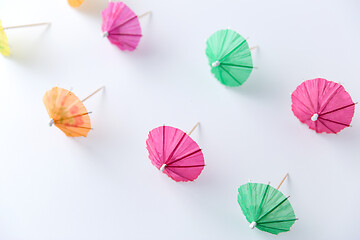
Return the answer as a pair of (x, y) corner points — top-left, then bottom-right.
(206, 29), (254, 87)
(237, 174), (297, 235)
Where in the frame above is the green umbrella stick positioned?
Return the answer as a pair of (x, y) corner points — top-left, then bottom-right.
(277, 173), (289, 190)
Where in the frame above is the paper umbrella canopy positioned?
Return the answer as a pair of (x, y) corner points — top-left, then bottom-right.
(102, 1), (146, 51)
(146, 124), (205, 182)
(291, 78), (356, 134)
(238, 180), (297, 235)
(43, 86), (103, 137)
(67, 0), (84, 8)
(0, 21), (10, 56)
(206, 29), (254, 87)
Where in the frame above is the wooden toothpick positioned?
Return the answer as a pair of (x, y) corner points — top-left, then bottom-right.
(138, 11), (151, 19)
(276, 173), (289, 190)
(82, 86), (105, 102)
(3, 22), (50, 30)
(187, 122), (200, 136)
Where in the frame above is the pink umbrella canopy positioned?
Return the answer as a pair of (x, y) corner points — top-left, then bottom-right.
(291, 78), (356, 134)
(146, 125), (205, 182)
(101, 1), (142, 51)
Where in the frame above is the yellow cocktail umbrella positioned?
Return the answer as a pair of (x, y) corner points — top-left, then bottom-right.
(0, 21), (49, 56)
(0, 21), (10, 56)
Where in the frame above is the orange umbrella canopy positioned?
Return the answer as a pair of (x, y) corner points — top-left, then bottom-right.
(43, 87), (92, 137)
(68, 0), (84, 7)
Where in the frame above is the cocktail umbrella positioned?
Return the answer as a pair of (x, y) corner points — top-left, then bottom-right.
(0, 21), (10, 56)
(102, 1), (150, 51)
(43, 86), (104, 137)
(68, 0), (84, 8)
(237, 174), (297, 235)
(146, 123), (205, 182)
(0, 21), (50, 56)
(291, 78), (356, 134)
(206, 29), (255, 87)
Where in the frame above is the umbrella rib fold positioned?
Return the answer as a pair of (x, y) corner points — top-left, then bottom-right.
(319, 103), (355, 116)
(57, 125), (88, 137)
(55, 124), (92, 130)
(318, 85), (342, 113)
(257, 218), (298, 224)
(166, 165), (205, 168)
(117, 41), (137, 49)
(257, 197), (289, 222)
(108, 33), (142, 37)
(53, 112), (92, 122)
(219, 39), (247, 62)
(220, 63), (253, 69)
(54, 88), (72, 119)
(146, 133), (163, 166)
(303, 83), (316, 113)
(217, 67), (225, 85)
(162, 125), (166, 163)
(247, 183), (255, 221)
(218, 29), (229, 58)
(109, 15), (137, 33)
(164, 132), (187, 164)
(317, 119), (336, 133)
(166, 148), (202, 166)
(147, 143), (162, 168)
(318, 117), (350, 127)
(291, 94), (313, 115)
(254, 184), (270, 220)
(219, 66), (241, 85)
(256, 224), (289, 232)
(165, 167), (192, 181)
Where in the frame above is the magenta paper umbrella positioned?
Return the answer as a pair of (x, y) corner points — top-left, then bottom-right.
(291, 78), (356, 134)
(146, 123), (205, 182)
(101, 1), (150, 51)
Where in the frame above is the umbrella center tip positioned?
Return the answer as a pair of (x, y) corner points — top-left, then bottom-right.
(249, 222), (257, 229)
(311, 113), (319, 121)
(102, 31), (109, 38)
(212, 61), (220, 67)
(49, 119), (54, 127)
(160, 164), (167, 172)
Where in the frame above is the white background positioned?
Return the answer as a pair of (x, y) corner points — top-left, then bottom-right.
(0, 0), (359, 239)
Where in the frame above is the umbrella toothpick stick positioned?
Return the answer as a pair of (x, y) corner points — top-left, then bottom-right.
(82, 86), (105, 102)
(187, 122), (200, 136)
(3, 22), (50, 30)
(277, 173), (289, 190)
(138, 11), (151, 19)
(250, 45), (258, 51)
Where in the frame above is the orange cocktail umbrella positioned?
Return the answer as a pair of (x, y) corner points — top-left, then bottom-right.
(68, 0), (84, 8)
(43, 86), (104, 137)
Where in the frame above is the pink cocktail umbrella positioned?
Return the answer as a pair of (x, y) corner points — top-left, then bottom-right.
(291, 78), (356, 134)
(146, 123), (205, 182)
(101, 1), (149, 51)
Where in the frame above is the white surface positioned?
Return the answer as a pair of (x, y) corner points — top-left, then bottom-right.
(0, 0), (360, 239)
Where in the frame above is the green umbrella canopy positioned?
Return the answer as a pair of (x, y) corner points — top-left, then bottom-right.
(206, 29), (253, 87)
(237, 182), (297, 235)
